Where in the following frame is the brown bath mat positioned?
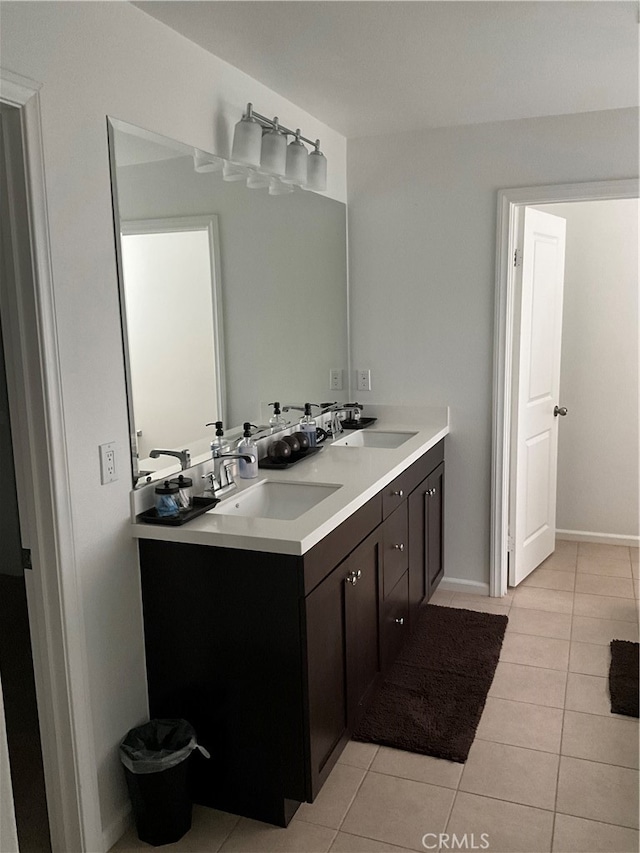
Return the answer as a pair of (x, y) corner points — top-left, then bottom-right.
(609, 640), (639, 718)
(353, 605), (508, 762)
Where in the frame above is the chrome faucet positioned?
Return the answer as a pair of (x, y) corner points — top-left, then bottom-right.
(205, 448), (255, 495)
(320, 402), (363, 437)
(149, 448), (191, 470)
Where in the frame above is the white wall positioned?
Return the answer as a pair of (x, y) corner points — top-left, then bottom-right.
(347, 108), (639, 587)
(536, 199), (639, 540)
(0, 2), (346, 846)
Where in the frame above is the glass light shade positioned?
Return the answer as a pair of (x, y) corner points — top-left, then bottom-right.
(260, 128), (287, 176)
(268, 177), (294, 196)
(231, 116), (262, 167)
(246, 170), (270, 189)
(223, 161), (249, 182)
(193, 152), (224, 173)
(283, 138), (308, 185)
(306, 149), (327, 192)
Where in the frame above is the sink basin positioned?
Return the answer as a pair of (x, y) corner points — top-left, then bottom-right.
(212, 480), (341, 520)
(332, 430), (417, 449)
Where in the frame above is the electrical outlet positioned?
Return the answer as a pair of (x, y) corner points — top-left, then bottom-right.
(356, 369), (371, 391)
(329, 368), (343, 391)
(99, 442), (117, 484)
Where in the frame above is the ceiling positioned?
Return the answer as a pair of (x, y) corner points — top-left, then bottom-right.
(133, 1), (638, 139)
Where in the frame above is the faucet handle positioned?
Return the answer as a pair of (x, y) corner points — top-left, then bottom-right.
(202, 471), (219, 492)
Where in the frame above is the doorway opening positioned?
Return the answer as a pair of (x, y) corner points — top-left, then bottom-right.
(490, 180), (639, 597)
(0, 71), (102, 851)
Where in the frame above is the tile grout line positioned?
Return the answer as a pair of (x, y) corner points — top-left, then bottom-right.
(333, 760), (372, 836)
(215, 814), (242, 853)
(551, 591), (574, 853)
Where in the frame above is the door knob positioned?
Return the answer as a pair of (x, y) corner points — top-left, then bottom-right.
(554, 405), (568, 417)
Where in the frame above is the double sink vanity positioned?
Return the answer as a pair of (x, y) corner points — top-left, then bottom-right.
(108, 114), (449, 829)
(131, 407), (449, 826)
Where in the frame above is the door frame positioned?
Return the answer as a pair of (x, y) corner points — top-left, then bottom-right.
(490, 178), (639, 597)
(0, 69), (102, 851)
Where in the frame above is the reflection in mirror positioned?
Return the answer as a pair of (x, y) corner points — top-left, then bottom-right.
(120, 217), (225, 467)
(107, 119), (348, 486)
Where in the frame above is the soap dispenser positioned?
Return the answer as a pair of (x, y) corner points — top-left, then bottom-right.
(237, 422), (259, 479)
(206, 420), (230, 457)
(268, 402), (287, 433)
(299, 403), (317, 447)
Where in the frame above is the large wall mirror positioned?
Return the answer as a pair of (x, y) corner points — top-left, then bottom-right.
(107, 118), (348, 486)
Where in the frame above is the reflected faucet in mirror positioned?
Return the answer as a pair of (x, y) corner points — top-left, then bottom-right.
(149, 448), (192, 470)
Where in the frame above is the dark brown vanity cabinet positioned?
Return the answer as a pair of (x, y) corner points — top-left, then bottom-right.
(138, 438), (445, 828)
(305, 527), (382, 799)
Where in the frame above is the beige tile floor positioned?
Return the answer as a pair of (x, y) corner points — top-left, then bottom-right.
(111, 542), (639, 853)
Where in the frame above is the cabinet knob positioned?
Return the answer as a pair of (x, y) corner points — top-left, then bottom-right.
(391, 489), (404, 497)
(394, 617), (404, 625)
(393, 543), (405, 552)
(426, 487), (437, 496)
(346, 569), (362, 586)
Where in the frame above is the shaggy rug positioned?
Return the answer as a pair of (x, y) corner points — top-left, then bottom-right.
(609, 640), (639, 718)
(353, 605), (508, 762)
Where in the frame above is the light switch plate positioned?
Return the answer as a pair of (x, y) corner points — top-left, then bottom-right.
(329, 368), (343, 391)
(356, 369), (371, 391)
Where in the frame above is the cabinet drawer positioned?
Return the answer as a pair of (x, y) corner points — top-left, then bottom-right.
(381, 440), (444, 519)
(304, 492), (382, 595)
(382, 503), (408, 598)
(381, 570), (409, 672)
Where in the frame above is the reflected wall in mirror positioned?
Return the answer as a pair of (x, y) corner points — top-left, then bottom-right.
(108, 119), (349, 486)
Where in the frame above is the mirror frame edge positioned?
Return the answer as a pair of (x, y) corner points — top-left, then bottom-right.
(107, 116), (140, 484)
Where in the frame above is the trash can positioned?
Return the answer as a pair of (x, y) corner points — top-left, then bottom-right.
(119, 718), (208, 847)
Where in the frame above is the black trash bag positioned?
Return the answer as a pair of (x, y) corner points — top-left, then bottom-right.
(119, 719), (209, 847)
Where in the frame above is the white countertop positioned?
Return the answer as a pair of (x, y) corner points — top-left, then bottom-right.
(131, 405), (449, 556)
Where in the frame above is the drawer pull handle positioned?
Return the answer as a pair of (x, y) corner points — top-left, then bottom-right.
(393, 543), (405, 552)
(346, 569), (362, 586)
(395, 617), (404, 625)
(426, 488), (437, 496)
(391, 489), (404, 497)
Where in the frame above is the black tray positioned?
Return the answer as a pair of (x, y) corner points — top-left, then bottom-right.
(137, 495), (220, 526)
(342, 417), (377, 430)
(258, 445), (323, 470)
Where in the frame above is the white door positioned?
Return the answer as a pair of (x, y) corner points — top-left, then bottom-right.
(509, 208), (567, 586)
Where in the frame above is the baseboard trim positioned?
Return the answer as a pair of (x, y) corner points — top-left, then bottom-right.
(556, 529), (639, 548)
(439, 578), (490, 596)
(102, 803), (132, 853)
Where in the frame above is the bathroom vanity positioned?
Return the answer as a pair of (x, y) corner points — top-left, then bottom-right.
(133, 410), (448, 827)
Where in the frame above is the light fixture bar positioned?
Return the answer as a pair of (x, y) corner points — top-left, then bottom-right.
(245, 104), (320, 150)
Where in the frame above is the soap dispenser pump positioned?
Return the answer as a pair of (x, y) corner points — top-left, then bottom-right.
(268, 402), (287, 433)
(299, 403), (317, 447)
(237, 422), (258, 479)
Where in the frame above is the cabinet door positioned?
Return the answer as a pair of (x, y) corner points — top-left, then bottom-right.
(426, 462), (445, 594)
(408, 460), (445, 622)
(408, 484), (428, 627)
(305, 562), (349, 798)
(344, 529), (382, 726)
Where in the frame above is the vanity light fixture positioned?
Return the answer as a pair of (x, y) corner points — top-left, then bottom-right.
(230, 103), (327, 192)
